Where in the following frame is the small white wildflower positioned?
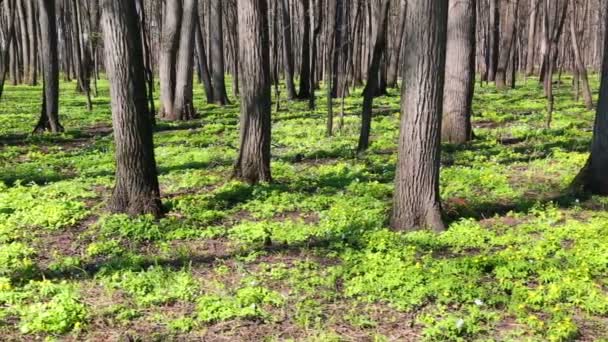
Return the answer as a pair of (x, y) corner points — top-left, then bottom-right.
(456, 318), (465, 330)
(474, 299), (484, 306)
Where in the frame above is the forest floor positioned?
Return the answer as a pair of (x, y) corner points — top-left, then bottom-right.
(1, 76), (608, 341)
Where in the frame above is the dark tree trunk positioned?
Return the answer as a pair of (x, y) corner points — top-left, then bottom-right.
(308, 0), (322, 110)
(172, 0), (198, 120)
(569, 0), (593, 110)
(100, 0), (163, 217)
(330, 0), (344, 98)
(0, 0), (15, 101)
(487, 0), (499, 81)
(195, 14), (214, 104)
(25, 0), (37, 85)
(34, 0), (63, 134)
(573, 9), (608, 195)
(542, 0), (568, 128)
(233, 0), (272, 184)
(392, 0), (448, 232)
(386, 0), (407, 88)
(209, 0), (230, 105)
(297, 0), (311, 99)
(442, 0), (476, 143)
(495, 0), (519, 90)
(526, 0), (538, 76)
(158, 0), (181, 117)
(357, 0), (390, 153)
(280, 0), (297, 99)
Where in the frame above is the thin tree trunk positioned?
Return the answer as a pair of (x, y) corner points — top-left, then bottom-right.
(297, 0), (311, 99)
(526, 0), (538, 75)
(569, 0), (593, 110)
(195, 14), (214, 103)
(172, 0), (197, 120)
(34, 0), (63, 133)
(495, 0), (519, 90)
(386, 0), (407, 88)
(158, 0), (181, 117)
(210, 0), (230, 105)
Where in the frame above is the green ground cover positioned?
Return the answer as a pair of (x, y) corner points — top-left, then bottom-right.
(0, 76), (607, 341)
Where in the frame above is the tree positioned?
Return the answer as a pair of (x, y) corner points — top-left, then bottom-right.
(392, 0), (448, 232)
(209, 0), (230, 105)
(542, 0), (568, 128)
(495, 0), (519, 90)
(357, 0), (390, 153)
(280, 0), (297, 99)
(233, 0), (272, 184)
(308, 0), (322, 110)
(172, 0), (198, 120)
(0, 0), (15, 101)
(34, 0), (63, 133)
(100, 0), (162, 217)
(297, 0), (311, 99)
(158, 0), (181, 118)
(442, 0), (476, 143)
(525, 0), (539, 76)
(569, 0), (593, 110)
(386, 0), (407, 88)
(572, 9), (608, 195)
(487, 0), (500, 81)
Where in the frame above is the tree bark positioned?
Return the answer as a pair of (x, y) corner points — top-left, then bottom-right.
(0, 0), (15, 101)
(34, 0), (63, 133)
(386, 0), (407, 88)
(487, 0), (500, 81)
(195, 14), (214, 104)
(100, 0), (163, 217)
(210, 0), (230, 105)
(158, 0), (181, 117)
(308, 0), (322, 110)
(279, 0), (297, 99)
(172, 0), (197, 120)
(392, 0), (448, 232)
(442, 0), (476, 143)
(357, 0), (390, 153)
(297, 0), (311, 99)
(233, 0), (272, 184)
(525, 0), (538, 76)
(495, 0), (519, 90)
(569, 0), (593, 110)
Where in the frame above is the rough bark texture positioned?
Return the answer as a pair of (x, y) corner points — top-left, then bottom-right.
(495, 0), (519, 90)
(574, 9), (608, 195)
(297, 0), (311, 99)
(526, 0), (538, 76)
(386, 0), (407, 88)
(308, 0), (322, 110)
(210, 0), (230, 105)
(172, 0), (197, 120)
(569, 1), (593, 110)
(0, 0), (15, 101)
(487, 0), (499, 81)
(233, 0), (272, 185)
(25, 0), (37, 85)
(442, 0), (476, 143)
(158, 0), (181, 117)
(100, 0), (162, 217)
(392, 0), (448, 232)
(35, 0), (63, 133)
(357, 0), (390, 153)
(279, 0), (296, 99)
(195, 14), (214, 104)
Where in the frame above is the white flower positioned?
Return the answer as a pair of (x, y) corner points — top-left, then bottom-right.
(474, 299), (484, 306)
(456, 318), (465, 330)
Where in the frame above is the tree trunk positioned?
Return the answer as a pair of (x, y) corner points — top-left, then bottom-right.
(308, 0), (322, 110)
(442, 0), (476, 143)
(297, 0), (311, 99)
(357, 0), (390, 153)
(172, 0), (197, 120)
(100, 0), (163, 217)
(233, 0), (272, 184)
(573, 8), (608, 195)
(279, 0), (297, 99)
(386, 0), (407, 88)
(569, 0), (593, 110)
(34, 0), (63, 134)
(392, 0), (448, 232)
(25, 0), (37, 85)
(487, 0), (499, 81)
(495, 0), (519, 90)
(525, 0), (538, 76)
(195, 15), (214, 104)
(158, 0), (181, 117)
(209, 0), (230, 105)
(0, 0), (15, 101)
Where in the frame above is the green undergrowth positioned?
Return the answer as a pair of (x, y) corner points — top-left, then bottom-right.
(0, 75), (607, 340)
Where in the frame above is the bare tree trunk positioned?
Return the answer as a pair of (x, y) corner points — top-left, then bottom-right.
(392, 0), (448, 232)
(297, 0), (311, 99)
(34, 0), (63, 134)
(100, 0), (163, 217)
(195, 14), (214, 103)
(442, 0), (476, 143)
(569, 0), (593, 110)
(487, 0), (499, 81)
(386, 0), (407, 88)
(209, 0), (230, 105)
(233, 0), (272, 184)
(357, 0), (390, 153)
(0, 0), (15, 101)
(25, 0), (37, 85)
(526, 0), (538, 75)
(573, 9), (608, 194)
(495, 0), (519, 90)
(172, 0), (197, 120)
(158, 0), (181, 117)
(308, 0), (322, 110)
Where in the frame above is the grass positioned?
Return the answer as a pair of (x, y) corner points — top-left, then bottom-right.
(0, 74), (607, 341)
